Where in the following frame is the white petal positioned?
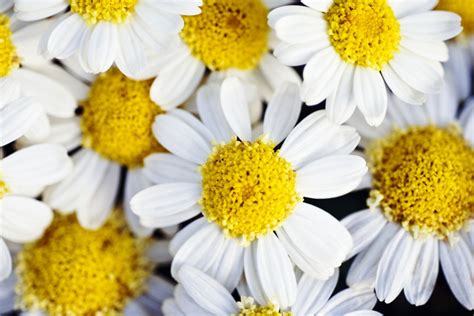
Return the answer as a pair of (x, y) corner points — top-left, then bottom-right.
(196, 83), (234, 143)
(131, 183), (201, 227)
(220, 77), (252, 141)
(318, 288), (377, 315)
(301, 0), (332, 12)
(296, 155), (367, 199)
(144, 0), (202, 15)
(274, 14), (327, 44)
(174, 284), (212, 315)
(440, 238), (474, 310)
(14, 0), (67, 21)
(375, 229), (422, 303)
(150, 47), (205, 109)
(153, 112), (212, 164)
(0, 239), (11, 282)
(400, 37), (448, 62)
(206, 237), (245, 291)
(400, 11), (462, 41)
(347, 222), (399, 288)
(389, 49), (443, 94)
(43, 149), (104, 216)
(292, 270), (339, 315)
(171, 223), (229, 282)
(77, 161), (120, 230)
(10, 68), (76, 118)
(43, 13), (86, 59)
(381, 64), (425, 106)
(124, 301), (147, 316)
(0, 196), (52, 243)
(11, 19), (53, 66)
(353, 67), (387, 127)
(79, 22), (118, 73)
(263, 82), (301, 144)
(404, 237), (439, 306)
(115, 24), (147, 77)
(280, 111), (360, 169)
(269, 5), (323, 28)
(278, 203), (352, 280)
(459, 99), (474, 146)
(274, 40), (329, 67)
(389, 0), (436, 18)
(342, 209), (387, 259)
(244, 246), (268, 306)
(255, 233), (297, 309)
(302, 47), (345, 105)
(146, 275), (174, 302)
(143, 153), (200, 184)
(124, 169), (154, 238)
(326, 64), (357, 124)
(257, 54), (302, 99)
(177, 265), (238, 315)
(0, 97), (42, 146)
(169, 218), (207, 256)
(1, 144), (71, 190)
(0, 77), (21, 108)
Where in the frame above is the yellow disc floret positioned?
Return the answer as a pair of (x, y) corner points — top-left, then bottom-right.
(200, 138), (301, 243)
(235, 297), (292, 316)
(80, 68), (165, 168)
(367, 125), (474, 238)
(325, 0), (401, 70)
(15, 212), (151, 315)
(0, 15), (19, 77)
(69, 0), (138, 25)
(437, 0), (474, 35)
(181, 0), (270, 71)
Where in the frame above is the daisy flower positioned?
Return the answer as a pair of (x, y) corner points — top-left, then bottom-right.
(0, 210), (175, 315)
(436, 0), (474, 101)
(341, 83), (474, 309)
(0, 13), (78, 146)
(32, 67), (180, 234)
(163, 265), (380, 316)
(131, 78), (367, 295)
(145, 0), (301, 113)
(0, 144), (72, 281)
(269, 0), (462, 126)
(13, 0), (203, 76)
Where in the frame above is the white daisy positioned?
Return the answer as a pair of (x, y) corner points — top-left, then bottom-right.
(0, 13), (79, 146)
(26, 67), (180, 234)
(0, 210), (175, 315)
(163, 265), (380, 316)
(131, 78), (367, 298)
(142, 0), (301, 115)
(13, 0), (203, 76)
(341, 83), (474, 309)
(0, 144), (72, 281)
(269, 0), (462, 126)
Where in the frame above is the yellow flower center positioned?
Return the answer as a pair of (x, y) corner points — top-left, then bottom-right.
(80, 68), (165, 168)
(325, 0), (401, 70)
(15, 212), (151, 315)
(0, 15), (19, 77)
(69, 0), (138, 24)
(235, 297), (292, 316)
(436, 0), (474, 35)
(367, 125), (474, 238)
(180, 0), (270, 71)
(200, 138), (301, 243)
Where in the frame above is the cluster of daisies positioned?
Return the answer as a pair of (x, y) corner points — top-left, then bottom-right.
(0, 0), (472, 315)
